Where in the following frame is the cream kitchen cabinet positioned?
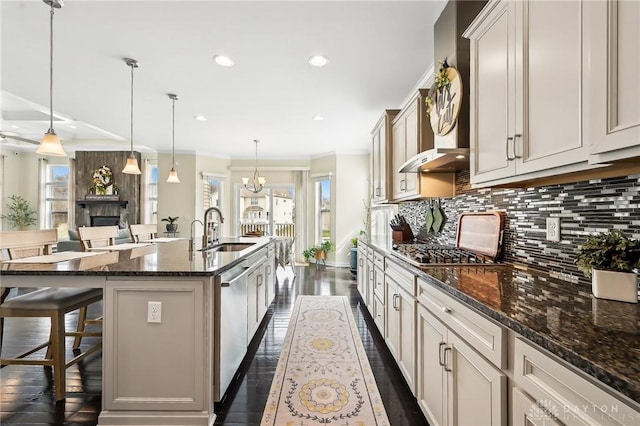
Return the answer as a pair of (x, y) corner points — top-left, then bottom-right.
(391, 89), (438, 201)
(416, 277), (507, 426)
(266, 245), (276, 306)
(586, 0), (640, 164)
(357, 245), (370, 307)
(248, 260), (267, 342)
(514, 337), (640, 426)
(464, 0), (590, 187)
(371, 110), (399, 204)
(384, 258), (417, 393)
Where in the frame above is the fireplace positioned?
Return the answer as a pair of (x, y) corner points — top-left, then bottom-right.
(90, 216), (121, 227)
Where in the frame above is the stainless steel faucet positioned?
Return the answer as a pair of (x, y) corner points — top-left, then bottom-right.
(189, 219), (204, 252)
(203, 207), (224, 247)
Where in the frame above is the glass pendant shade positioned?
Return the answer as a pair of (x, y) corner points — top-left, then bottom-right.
(166, 168), (180, 183)
(122, 154), (141, 175)
(37, 130), (66, 156)
(242, 139), (266, 193)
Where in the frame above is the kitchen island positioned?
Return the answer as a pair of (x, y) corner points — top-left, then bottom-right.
(1, 236), (275, 426)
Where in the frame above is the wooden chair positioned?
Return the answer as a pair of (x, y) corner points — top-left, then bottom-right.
(0, 229), (102, 401)
(129, 223), (158, 243)
(77, 225), (118, 251)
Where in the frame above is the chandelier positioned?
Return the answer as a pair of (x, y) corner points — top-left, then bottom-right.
(242, 139), (266, 193)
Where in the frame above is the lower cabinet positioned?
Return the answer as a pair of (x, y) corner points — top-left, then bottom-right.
(513, 338), (640, 426)
(266, 246), (276, 306)
(248, 260), (267, 342)
(512, 387), (564, 426)
(416, 303), (507, 426)
(357, 246), (369, 304)
(385, 266), (417, 393)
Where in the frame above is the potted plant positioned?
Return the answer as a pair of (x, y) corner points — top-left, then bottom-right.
(162, 216), (180, 233)
(303, 240), (335, 264)
(575, 230), (640, 303)
(2, 195), (37, 230)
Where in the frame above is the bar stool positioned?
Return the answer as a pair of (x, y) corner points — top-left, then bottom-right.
(0, 229), (103, 401)
(77, 225), (119, 251)
(129, 223), (158, 243)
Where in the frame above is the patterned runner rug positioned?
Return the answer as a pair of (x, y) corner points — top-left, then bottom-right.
(261, 295), (390, 425)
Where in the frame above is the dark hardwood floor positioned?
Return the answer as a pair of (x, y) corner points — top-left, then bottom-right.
(0, 266), (428, 426)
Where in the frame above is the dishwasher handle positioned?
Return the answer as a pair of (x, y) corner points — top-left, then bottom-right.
(221, 266), (251, 287)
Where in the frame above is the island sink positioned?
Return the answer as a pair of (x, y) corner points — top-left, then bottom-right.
(199, 242), (256, 252)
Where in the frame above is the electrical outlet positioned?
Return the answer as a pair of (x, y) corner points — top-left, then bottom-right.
(148, 301), (162, 323)
(546, 217), (561, 242)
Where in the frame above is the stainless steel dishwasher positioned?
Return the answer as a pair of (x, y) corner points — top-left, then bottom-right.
(215, 256), (261, 401)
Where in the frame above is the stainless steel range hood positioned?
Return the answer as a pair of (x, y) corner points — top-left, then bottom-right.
(401, 0), (486, 174)
(399, 147), (469, 172)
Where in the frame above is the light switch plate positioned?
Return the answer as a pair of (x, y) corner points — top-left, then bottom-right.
(546, 217), (561, 242)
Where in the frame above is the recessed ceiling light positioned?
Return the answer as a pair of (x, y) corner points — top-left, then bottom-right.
(308, 55), (329, 67)
(69, 124), (77, 129)
(194, 115), (208, 122)
(11, 125), (19, 129)
(455, 154), (466, 159)
(312, 115), (324, 121)
(213, 55), (234, 67)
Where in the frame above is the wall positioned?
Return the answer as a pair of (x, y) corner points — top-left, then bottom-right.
(157, 152), (198, 235)
(336, 154), (369, 267)
(398, 170), (640, 285)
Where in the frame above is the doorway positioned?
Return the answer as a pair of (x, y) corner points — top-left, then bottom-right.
(237, 186), (295, 238)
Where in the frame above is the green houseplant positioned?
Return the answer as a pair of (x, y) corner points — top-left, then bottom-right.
(303, 240), (335, 263)
(161, 216), (180, 233)
(576, 230), (640, 303)
(3, 195), (37, 230)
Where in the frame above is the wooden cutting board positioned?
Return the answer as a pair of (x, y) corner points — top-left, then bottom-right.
(456, 211), (504, 259)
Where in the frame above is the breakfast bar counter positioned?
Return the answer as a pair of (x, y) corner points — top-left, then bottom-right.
(1, 237), (273, 426)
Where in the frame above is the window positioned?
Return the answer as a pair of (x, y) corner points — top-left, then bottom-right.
(314, 175), (331, 244)
(44, 164), (69, 238)
(204, 177), (223, 210)
(250, 197), (259, 206)
(145, 164), (158, 223)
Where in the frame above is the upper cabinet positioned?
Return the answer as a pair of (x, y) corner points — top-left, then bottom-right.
(390, 90), (455, 201)
(464, 0), (590, 187)
(371, 110), (400, 204)
(586, 0), (640, 164)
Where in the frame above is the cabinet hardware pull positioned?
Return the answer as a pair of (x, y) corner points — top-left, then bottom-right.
(505, 137), (514, 161)
(444, 347), (452, 372)
(258, 274), (263, 286)
(513, 134), (523, 159)
(392, 293), (399, 310)
(442, 306), (452, 314)
(375, 187), (381, 196)
(400, 179), (406, 191)
(438, 342), (446, 366)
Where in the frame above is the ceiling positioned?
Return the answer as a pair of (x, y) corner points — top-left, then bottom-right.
(1, 0), (446, 160)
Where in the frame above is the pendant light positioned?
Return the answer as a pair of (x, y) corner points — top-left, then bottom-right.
(166, 93), (180, 183)
(242, 139), (266, 193)
(36, 0), (66, 157)
(122, 58), (142, 175)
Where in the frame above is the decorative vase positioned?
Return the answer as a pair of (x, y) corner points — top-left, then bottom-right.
(166, 223), (178, 233)
(591, 269), (638, 303)
(350, 247), (358, 279)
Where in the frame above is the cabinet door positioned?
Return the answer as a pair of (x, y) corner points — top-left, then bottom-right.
(372, 127), (383, 202)
(586, 0), (640, 161)
(266, 254), (276, 306)
(447, 331), (507, 426)
(416, 304), (448, 426)
(385, 278), (399, 357)
(247, 268), (259, 342)
(403, 100), (419, 197)
(515, 0), (587, 175)
(468, 0), (516, 184)
(397, 287), (416, 394)
(512, 387), (565, 426)
(392, 114), (407, 200)
(357, 248), (367, 299)
(257, 264), (267, 321)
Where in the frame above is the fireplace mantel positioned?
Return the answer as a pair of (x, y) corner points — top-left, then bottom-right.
(76, 200), (128, 209)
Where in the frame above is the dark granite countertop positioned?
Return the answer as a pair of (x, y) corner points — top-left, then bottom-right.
(365, 239), (640, 406)
(0, 237), (272, 277)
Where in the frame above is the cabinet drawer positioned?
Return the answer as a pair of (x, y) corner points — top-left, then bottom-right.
(372, 294), (385, 333)
(417, 278), (506, 369)
(373, 251), (385, 270)
(374, 266), (385, 301)
(385, 257), (416, 295)
(514, 338), (640, 426)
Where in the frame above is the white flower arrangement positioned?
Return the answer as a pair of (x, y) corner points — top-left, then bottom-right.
(93, 165), (113, 193)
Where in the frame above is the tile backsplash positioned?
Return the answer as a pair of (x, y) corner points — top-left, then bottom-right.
(398, 170), (640, 285)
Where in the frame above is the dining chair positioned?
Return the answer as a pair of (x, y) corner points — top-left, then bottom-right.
(0, 229), (103, 401)
(77, 225), (119, 251)
(129, 223), (158, 243)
